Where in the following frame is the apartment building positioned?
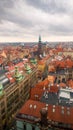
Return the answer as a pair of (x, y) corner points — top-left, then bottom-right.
(0, 61), (38, 130)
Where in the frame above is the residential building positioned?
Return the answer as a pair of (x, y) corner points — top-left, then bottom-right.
(0, 60), (38, 130)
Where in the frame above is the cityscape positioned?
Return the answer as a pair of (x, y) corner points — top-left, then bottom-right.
(0, 0), (73, 130)
(0, 36), (73, 130)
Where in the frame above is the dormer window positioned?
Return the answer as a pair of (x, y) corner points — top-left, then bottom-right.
(67, 110), (70, 115)
(61, 106), (64, 114)
(52, 108), (55, 113)
(52, 105), (55, 113)
(61, 109), (64, 114)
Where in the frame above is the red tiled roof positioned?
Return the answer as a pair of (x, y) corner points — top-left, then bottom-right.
(59, 82), (66, 88)
(19, 100), (46, 118)
(19, 99), (73, 125)
(6, 73), (15, 83)
(67, 80), (73, 88)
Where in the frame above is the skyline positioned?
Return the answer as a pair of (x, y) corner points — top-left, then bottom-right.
(0, 0), (73, 42)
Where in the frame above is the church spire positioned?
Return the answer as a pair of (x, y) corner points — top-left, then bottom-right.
(39, 35), (41, 43)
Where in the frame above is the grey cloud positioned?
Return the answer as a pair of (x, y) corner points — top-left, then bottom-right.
(0, 1), (33, 28)
(0, 0), (73, 40)
(0, 0), (14, 8)
(26, 0), (68, 14)
(48, 24), (73, 36)
(0, 0), (14, 22)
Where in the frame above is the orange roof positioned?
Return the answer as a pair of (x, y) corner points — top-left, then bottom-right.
(30, 88), (43, 100)
(67, 80), (73, 88)
(53, 59), (73, 69)
(59, 82), (66, 88)
(19, 100), (45, 118)
(6, 73), (15, 83)
(38, 60), (46, 65)
(0, 50), (7, 58)
(18, 99), (73, 125)
(35, 78), (49, 88)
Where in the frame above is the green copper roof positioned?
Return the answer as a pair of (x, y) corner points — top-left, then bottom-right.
(0, 83), (3, 96)
(14, 66), (24, 82)
(30, 59), (37, 64)
(25, 64), (32, 74)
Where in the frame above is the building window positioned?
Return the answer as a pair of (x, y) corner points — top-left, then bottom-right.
(52, 108), (55, 113)
(52, 105), (55, 113)
(32, 126), (35, 130)
(24, 124), (26, 130)
(61, 110), (64, 114)
(61, 106), (64, 114)
(67, 111), (70, 115)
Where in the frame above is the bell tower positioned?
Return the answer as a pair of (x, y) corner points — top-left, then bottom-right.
(38, 35), (42, 58)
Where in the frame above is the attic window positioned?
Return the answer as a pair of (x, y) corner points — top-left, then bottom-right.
(29, 104), (32, 108)
(61, 106), (64, 114)
(46, 104), (48, 107)
(61, 110), (64, 114)
(35, 95), (38, 98)
(34, 105), (37, 109)
(52, 105), (55, 113)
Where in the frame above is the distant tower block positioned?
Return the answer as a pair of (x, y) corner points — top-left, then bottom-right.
(0, 83), (4, 96)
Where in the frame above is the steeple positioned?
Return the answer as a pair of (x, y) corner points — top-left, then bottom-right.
(39, 35), (41, 43)
(38, 35), (42, 59)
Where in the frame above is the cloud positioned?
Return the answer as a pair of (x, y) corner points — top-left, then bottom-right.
(26, 0), (73, 14)
(0, 0), (73, 41)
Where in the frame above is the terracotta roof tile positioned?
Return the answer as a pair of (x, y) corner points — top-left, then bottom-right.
(18, 99), (73, 125)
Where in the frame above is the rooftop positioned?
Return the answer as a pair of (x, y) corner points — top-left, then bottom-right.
(16, 99), (73, 125)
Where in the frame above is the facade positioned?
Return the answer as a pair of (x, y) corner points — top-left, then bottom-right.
(0, 61), (38, 130)
(63, 51), (73, 58)
(16, 99), (73, 130)
(15, 74), (73, 130)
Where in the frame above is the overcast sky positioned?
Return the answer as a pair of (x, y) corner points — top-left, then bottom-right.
(0, 0), (73, 42)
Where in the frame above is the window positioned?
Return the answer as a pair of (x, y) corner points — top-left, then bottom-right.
(61, 110), (64, 114)
(61, 106), (64, 114)
(24, 124), (26, 130)
(32, 126), (35, 130)
(67, 111), (70, 115)
(52, 108), (55, 113)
